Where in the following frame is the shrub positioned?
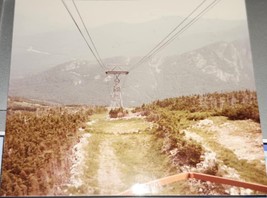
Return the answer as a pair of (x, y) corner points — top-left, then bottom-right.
(175, 140), (203, 166)
(109, 107), (128, 118)
(187, 112), (211, 121)
(221, 104), (260, 122)
(146, 113), (160, 122)
(203, 162), (219, 176)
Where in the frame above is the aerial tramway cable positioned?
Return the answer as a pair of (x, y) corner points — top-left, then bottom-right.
(62, 0), (221, 107)
(71, 0), (105, 67)
(142, 0), (221, 63)
(61, 0), (106, 71)
(129, 0), (207, 70)
(63, 0), (220, 74)
(129, 0), (221, 71)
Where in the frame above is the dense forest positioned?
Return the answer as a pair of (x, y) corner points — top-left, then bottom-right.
(0, 98), (105, 196)
(136, 90), (259, 122)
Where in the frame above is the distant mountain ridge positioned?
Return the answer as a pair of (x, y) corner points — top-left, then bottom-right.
(9, 39), (256, 107)
(11, 16), (249, 78)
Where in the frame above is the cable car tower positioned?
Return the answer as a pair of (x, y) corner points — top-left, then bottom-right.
(62, 0), (222, 109)
(105, 67), (129, 108)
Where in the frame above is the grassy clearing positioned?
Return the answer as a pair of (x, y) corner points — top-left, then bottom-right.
(112, 133), (172, 187)
(82, 133), (104, 194)
(87, 116), (150, 134)
(208, 116), (262, 136)
(68, 113), (180, 195)
(89, 113), (107, 120)
(81, 113), (192, 195)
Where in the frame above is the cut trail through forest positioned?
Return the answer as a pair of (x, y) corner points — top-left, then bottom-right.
(67, 112), (171, 195)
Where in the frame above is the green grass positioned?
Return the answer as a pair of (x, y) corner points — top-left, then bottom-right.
(89, 113), (107, 120)
(68, 113), (177, 194)
(111, 133), (180, 194)
(82, 113), (190, 195)
(87, 115), (150, 134)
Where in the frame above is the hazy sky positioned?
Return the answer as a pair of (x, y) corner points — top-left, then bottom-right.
(11, 0), (249, 77)
(14, 0), (247, 35)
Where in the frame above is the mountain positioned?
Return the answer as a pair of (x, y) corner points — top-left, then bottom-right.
(9, 39), (256, 107)
(11, 16), (249, 78)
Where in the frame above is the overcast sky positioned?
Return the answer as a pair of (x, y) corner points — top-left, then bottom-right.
(10, 0), (249, 77)
(14, 0), (247, 35)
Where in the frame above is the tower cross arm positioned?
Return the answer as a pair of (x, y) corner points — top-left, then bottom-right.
(105, 71), (129, 75)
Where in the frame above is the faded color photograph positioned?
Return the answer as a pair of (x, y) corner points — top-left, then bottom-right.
(1, 0), (266, 196)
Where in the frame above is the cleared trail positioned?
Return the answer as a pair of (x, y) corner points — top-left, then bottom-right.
(97, 140), (124, 194)
(67, 113), (171, 195)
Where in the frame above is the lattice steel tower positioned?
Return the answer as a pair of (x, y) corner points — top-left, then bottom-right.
(105, 70), (129, 108)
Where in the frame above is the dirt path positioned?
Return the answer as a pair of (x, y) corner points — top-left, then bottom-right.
(213, 121), (263, 161)
(181, 117), (267, 195)
(97, 140), (124, 194)
(191, 118), (264, 161)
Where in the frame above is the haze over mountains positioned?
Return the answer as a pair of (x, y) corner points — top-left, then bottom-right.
(9, 15), (255, 106)
(11, 16), (249, 78)
(10, 35), (255, 106)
